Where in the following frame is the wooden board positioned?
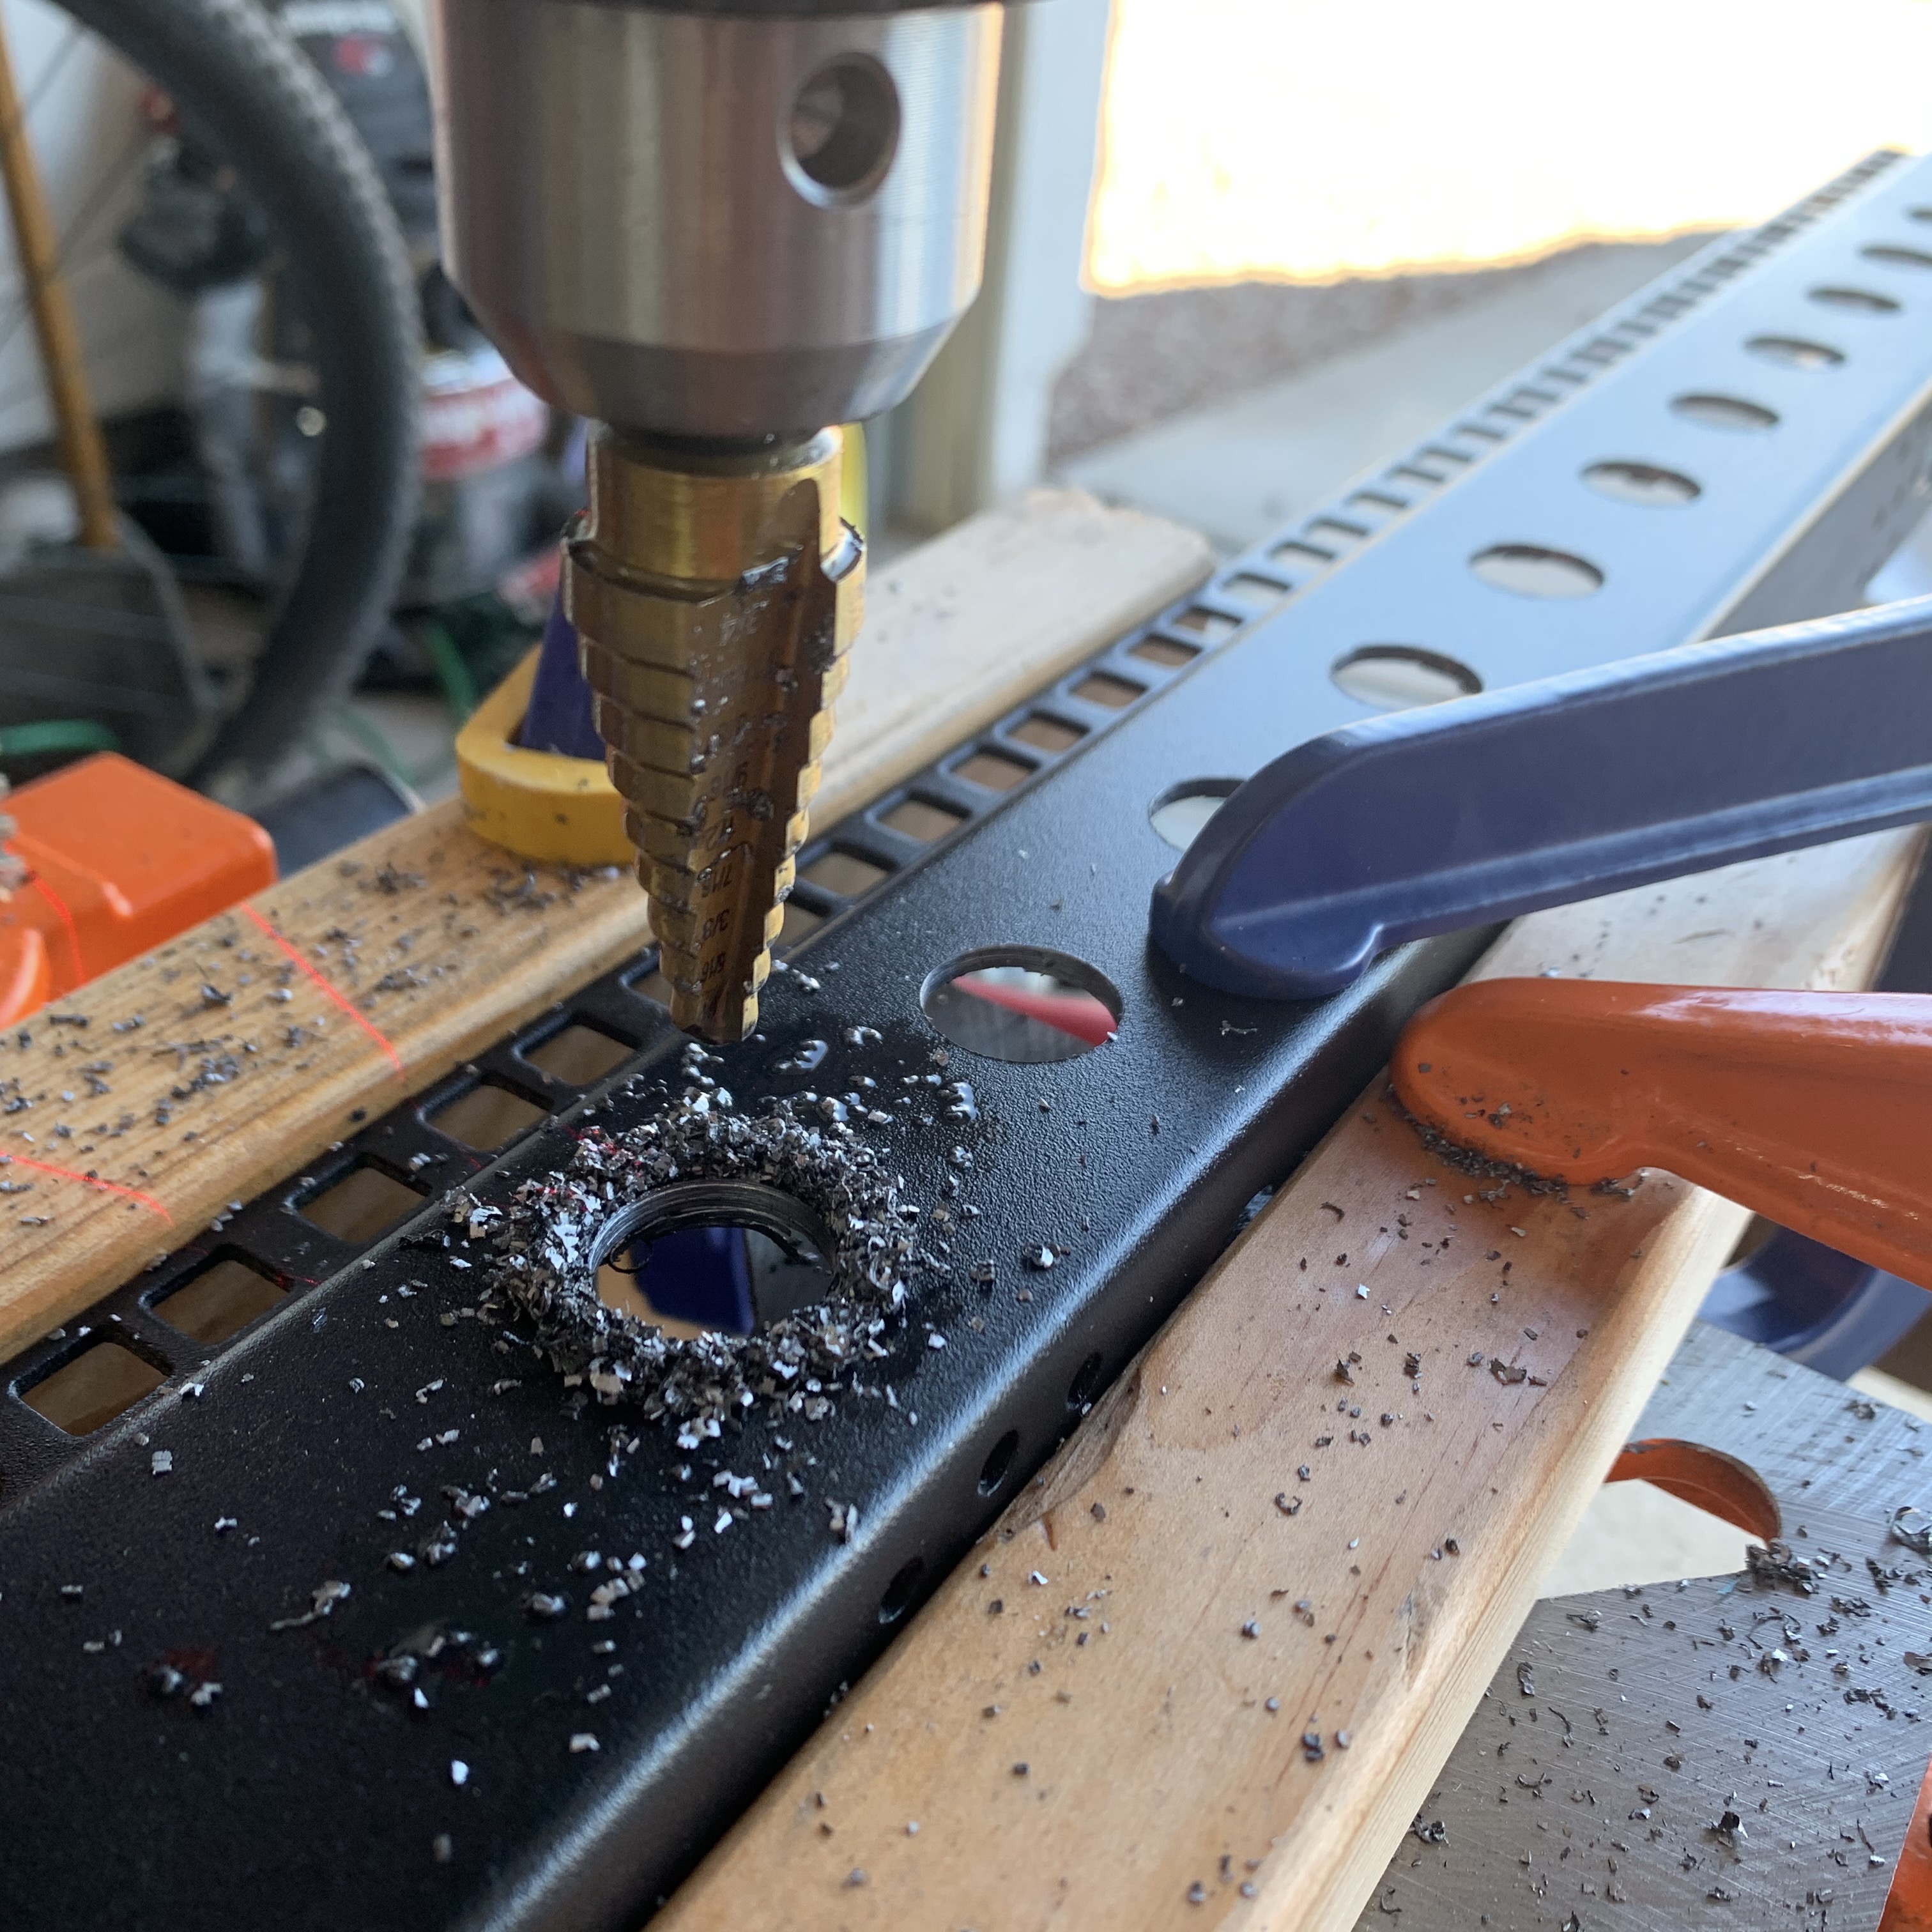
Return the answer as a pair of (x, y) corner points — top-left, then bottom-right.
(0, 490), (1210, 1365)
(658, 827), (1926, 1931)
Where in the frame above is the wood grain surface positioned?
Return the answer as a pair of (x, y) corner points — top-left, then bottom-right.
(658, 829), (1926, 1932)
(0, 490), (1209, 1364)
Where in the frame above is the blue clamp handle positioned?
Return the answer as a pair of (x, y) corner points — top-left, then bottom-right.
(1150, 595), (1932, 999)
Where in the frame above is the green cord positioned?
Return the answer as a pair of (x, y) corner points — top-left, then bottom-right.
(328, 705), (413, 788)
(0, 718), (120, 759)
(421, 620), (480, 725)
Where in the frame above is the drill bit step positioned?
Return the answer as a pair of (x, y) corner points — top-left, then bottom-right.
(566, 429), (862, 1043)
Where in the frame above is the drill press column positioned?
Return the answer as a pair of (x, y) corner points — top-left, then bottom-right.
(426, 0), (1004, 1039)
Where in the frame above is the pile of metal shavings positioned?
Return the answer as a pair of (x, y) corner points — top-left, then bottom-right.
(462, 1080), (928, 1442)
(1385, 1084), (1576, 1202)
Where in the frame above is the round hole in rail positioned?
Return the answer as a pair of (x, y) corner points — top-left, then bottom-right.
(590, 1179), (836, 1338)
(878, 1555), (925, 1625)
(1744, 335), (1845, 372)
(1669, 393), (1779, 433)
(920, 946), (1121, 1064)
(978, 1429), (1020, 1496)
(1468, 544), (1604, 600)
(1809, 284), (1900, 315)
(1330, 645), (1481, 710)
(1581, 460), (1701, 508)
(1067, 1351), (1105, 1413)
(1149, 777), (1241, 852)
(783, 54), (899, 203)
(1862, 243), (1932, 273)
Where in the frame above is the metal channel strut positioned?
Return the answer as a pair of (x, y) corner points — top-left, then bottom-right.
(3, 153), (1932, 1932)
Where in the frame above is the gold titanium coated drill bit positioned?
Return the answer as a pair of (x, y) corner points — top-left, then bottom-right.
(565, 427), (862, 1044)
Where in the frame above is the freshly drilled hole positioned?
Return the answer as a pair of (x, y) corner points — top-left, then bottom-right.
(1670, 392), (1779, 433)
(1745, 335), (1844, 371)
(1862, 243), (1932, 272)
(1067, 1351), (1105, 1413)
(953, 749), (1032, 792)
(428, 1080), (548, 1153)
(1808, 284), (1901, 314)
(21, 1341), (165, 1436)
(878, 1555), (925, 1625)
(1070, 671), (1145, 710)
(1469, 544), (1604, 599)
(1149, 778), (1241, 852)
(783, 54), (898, 203)
(1330, 645), (1481, 710)
(591, 1178), (837, 1338)
(152, 1255), (285, 1344)
(922, 946), (1121, 1065)
(978, 1428), (1020, 1496)
(296, 1163), (427, 1243)
(1222, 573), (1290, 606)
(1582, 460), (1701, 507)
(1169, 608), (1237, 640)
(1009, 714), (1085, 755)
(521, 1022), (634, 1085)
(880, 797), (964, 843)
(802, 848), (888, 896)
(1129, 636), (1200, 669)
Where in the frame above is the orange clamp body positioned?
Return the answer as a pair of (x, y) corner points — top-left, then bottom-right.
(0, 753), (275, 1027)
(1390, 977), (1932, 1292)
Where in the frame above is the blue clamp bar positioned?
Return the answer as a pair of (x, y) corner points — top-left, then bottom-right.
(1149, 595), (1932, 999)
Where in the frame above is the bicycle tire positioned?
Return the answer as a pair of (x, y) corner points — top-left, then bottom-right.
(51, 0), (421, 807)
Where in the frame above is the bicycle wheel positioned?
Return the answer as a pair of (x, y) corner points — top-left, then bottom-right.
(45, 0), (420, 806)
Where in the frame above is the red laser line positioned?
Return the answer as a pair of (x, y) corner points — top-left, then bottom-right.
(5, 839), (84, 984)
(3, 1153), (172, 1222)
(240, 903), (406, 1077)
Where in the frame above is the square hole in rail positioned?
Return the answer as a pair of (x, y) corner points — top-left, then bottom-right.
(1128, 636), (1200, 670)
(1264, 541), (1333, 572)
(1221, 575), (1291, 609)
(1169, 608), (1237, 641)
(151, 1253), (286, 1345)
(519, 1022), (636, 1085)
(879, 797), (964, 843)
(1305, 518), (1367, 549)
(20, 1340), (165, 1436)
(1009, 714), (1085, 755)
(779, 901), (824, 949)
(1068, 672), (1144, 711)
(427, 1080), (549, 1153)
(951, 749), (1032, 792)
(295, 1162), (428, 1243)
(801, 848), (889, 896)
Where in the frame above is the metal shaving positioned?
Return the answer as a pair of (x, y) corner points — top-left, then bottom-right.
(463, 1092), (925, 1438)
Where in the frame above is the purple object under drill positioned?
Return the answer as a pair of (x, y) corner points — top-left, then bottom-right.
(518, 585), (604, 760)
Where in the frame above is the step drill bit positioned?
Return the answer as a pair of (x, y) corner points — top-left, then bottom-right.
(565, 429), (861, 1043)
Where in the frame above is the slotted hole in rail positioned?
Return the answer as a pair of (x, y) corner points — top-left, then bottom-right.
(1330, 645), (1481, 710)
(1863, 243), (1932, 272)
(878, 1556), (925, 1625)
(520, 1021), (634, 1085)
(1809, 284), (1900, 314)
(778, 903), (823, 948)
(1169, 608), (1237, 640)
(1069, 671), (1146, 710)
(922, 946), (1121, 1064)
(1671, 392), (1779, 433)
(802, 848), (889, 896)
(20, 1340), (165, 1436)
(1582, 461), (1701, 507)
(591, 1179), (836, 1338)
(978, 1428), (1020, 1496)
(1745, 335), (1844, 371)
(880, 797), (964, 842)
(953, 749), (1032, 792)
(1469, 544), (1604, 599)
(1129, 636), (1200, 670)
(152, 1254), (286, 1345)
(1009, 714), (1085, 755)
(1223, 574), (1291, 608)
(297, 1162), (428, 1243)
(1150, 778), (1241, 851)
(428, 1080), (548, 1153)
